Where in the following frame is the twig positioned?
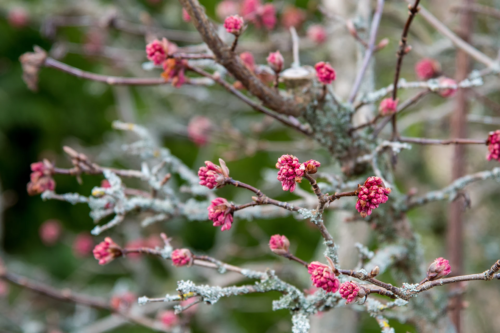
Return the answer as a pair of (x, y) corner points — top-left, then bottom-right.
(415, 3), (497, 68)
(398, 137), (486, 145)
(168, 53), (214, 60)
(179, 0), (301, 116)
(391, 0), (421, 140)
(290, 27), (300, 68)
(0, 267), (166, 332)
(348, 0), (385, 103)
(187, 66), (312, 136)
(451, 4), (500, 21)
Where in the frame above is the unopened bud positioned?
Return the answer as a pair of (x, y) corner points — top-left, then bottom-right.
(376, 38), (389, 51)
(370, 266), (380, 277)
(404, 45), (412, 54)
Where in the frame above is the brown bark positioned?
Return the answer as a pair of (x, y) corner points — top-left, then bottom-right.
(448, 0), (474, 331)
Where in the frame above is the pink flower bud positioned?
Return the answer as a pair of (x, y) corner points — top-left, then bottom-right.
(257, 4), (276, 30)
(355, 177), (391, 218)
(438, 77), (457, 98)
(315, 62), (336, 85)
(171, 248), (193, 267)
(93, 237), (122, 265)
(241, 0), (261, 19)
(182, 8), (191, 22)
(217, 1), (240, 20)
(188, 116), (212, 146)
(8, 8), (29, 28)
(269, 234), (290, 254)
(266, 51), (284, 73)
(27, 161), (55, 196)
(110, 291), (136, 311)
(198, 161), (226, 189)
(276, 154), (304, 192)
(146, 39), (168, 66)
(39, 220), (62, 246)
(101, 179), (111, 188)
(162, 59), (187, 88)
(301, 160), (321, 174)
(240, 52), (255, 72)
(307, 261), (340, 293)
(208, 198), (234, 231)
(487, 130), (500, 162)
(281, 5), (306, 29)
(158, 310), (178, 329)
(415, 58), (441, 80)
(339, 281), (361, 304)
(427, 257), (451, 281)
(379, 98), (398, 116)
(73, 233), (94, 257)
(307, 25), (327, 44)
(224, 15), (244, 35)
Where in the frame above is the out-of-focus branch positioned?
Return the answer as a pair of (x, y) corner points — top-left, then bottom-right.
(0, 267), (166, 332)
(187, 66), (312, 136)
(451, 4), (500, 20)
(391, 0), (421, 139)
(398, 137), (486, 145)
(179, 0), (301, 116)
(414, 3), (498, 68)
(348, 0), (385, 102)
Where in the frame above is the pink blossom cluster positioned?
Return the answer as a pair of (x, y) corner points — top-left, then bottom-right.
(146, 39), (169, 66)
(145, 39), (186, 88)
(379, 98), (398, 116)
(315, 62), (336, 85)
(110, 291), (136, 311)
(281, 5), (306, 29)
(93, 237), (122, 265)
(487, 130), (500, 162)
(307, 25), (327, 44)
(8, 7), (29, 28)
(268, 234), (290, 253)
(339, 281), (360, 304)
(267, 51), (284, 73)
(171, 248), (193, 267)
(415, 58), (440, 80)
(276, 155), (321, 192)
(426, 257), (451, 281)
(307, 262), (340, 293)
(355, 177), (391, 217)
(224, 15), (244, 35)
(188, 116), (212, 146)
(39, 220), (62, 246)
(73, 233), (94, 257)
(162, 58), (187, 88)
(241, 0), (276, 30)
(27, 161), (55, 195)
(158, 310), (178, 329)
(208, 198), (234, 231)
(198, 161), (225, 189)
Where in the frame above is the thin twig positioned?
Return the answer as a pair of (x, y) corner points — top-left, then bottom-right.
(391, 0), (421, 140)
(398, 137), (486, 145)
(452, 4), (500, 20)
(348, 0), (385, 103)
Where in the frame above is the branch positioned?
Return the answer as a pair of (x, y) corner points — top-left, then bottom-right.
(398, 137), (486, 145)
(178, 0), (301, 116)
(187, 66), (312, 136)
(452, 4), (500, 21)
(348, 0), (385, 102)
(415, 3), (498, 68)
(0, 267), (166, 332)
(391, 0), (421, 140)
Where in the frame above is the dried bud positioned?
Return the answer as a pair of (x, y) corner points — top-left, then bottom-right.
(314, 62), (336, 85)
(268, 234), (290, 254)
(427, 257), (451, 281)
(301, 159), (321, 174)
(19, 46), (48, 91)
(266, 51), (284, 73)
(171, 248), (193, 267)
(487, 130), (500, 162)
(224, 15), (244, 35)
(370, 266), (380, 277)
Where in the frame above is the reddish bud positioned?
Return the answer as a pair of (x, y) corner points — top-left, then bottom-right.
(379, 98), (398, 116)
(355, 177), (391, 218)
(171, 248), (193, 267)
(162, 58), (187, 88)
(269, 234), (290, 254)
(308, 261), (340, 293)
(198, 161), (226, 189)
(93, 237), (122, 265)
(427, 257), (451, 281)
(217, 1), (240, 20)
(487, 130), (500, 162)
(339, 281), (361, 304)
(224, 15), (244, 35)
(276, 154), (304, 192)
(266, 51), (284, 73)
(208, 198), (234, 231)
(73, 233), (94, 257)
(307, 25), (327, 44)
(240, 52), (255, 72)
(301, 159), (321, 174)
(39, 220), (62, 246)
(8, 8), (29, 28)
(437, 77), (457, 98)
(415, 58), (441, 80)
(281, 5), (306, 29)
(146, 39), (168, 66)
(27, 161), (55, 195)
(158, 310), (179, 329)
(315, 62), (336, 85)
